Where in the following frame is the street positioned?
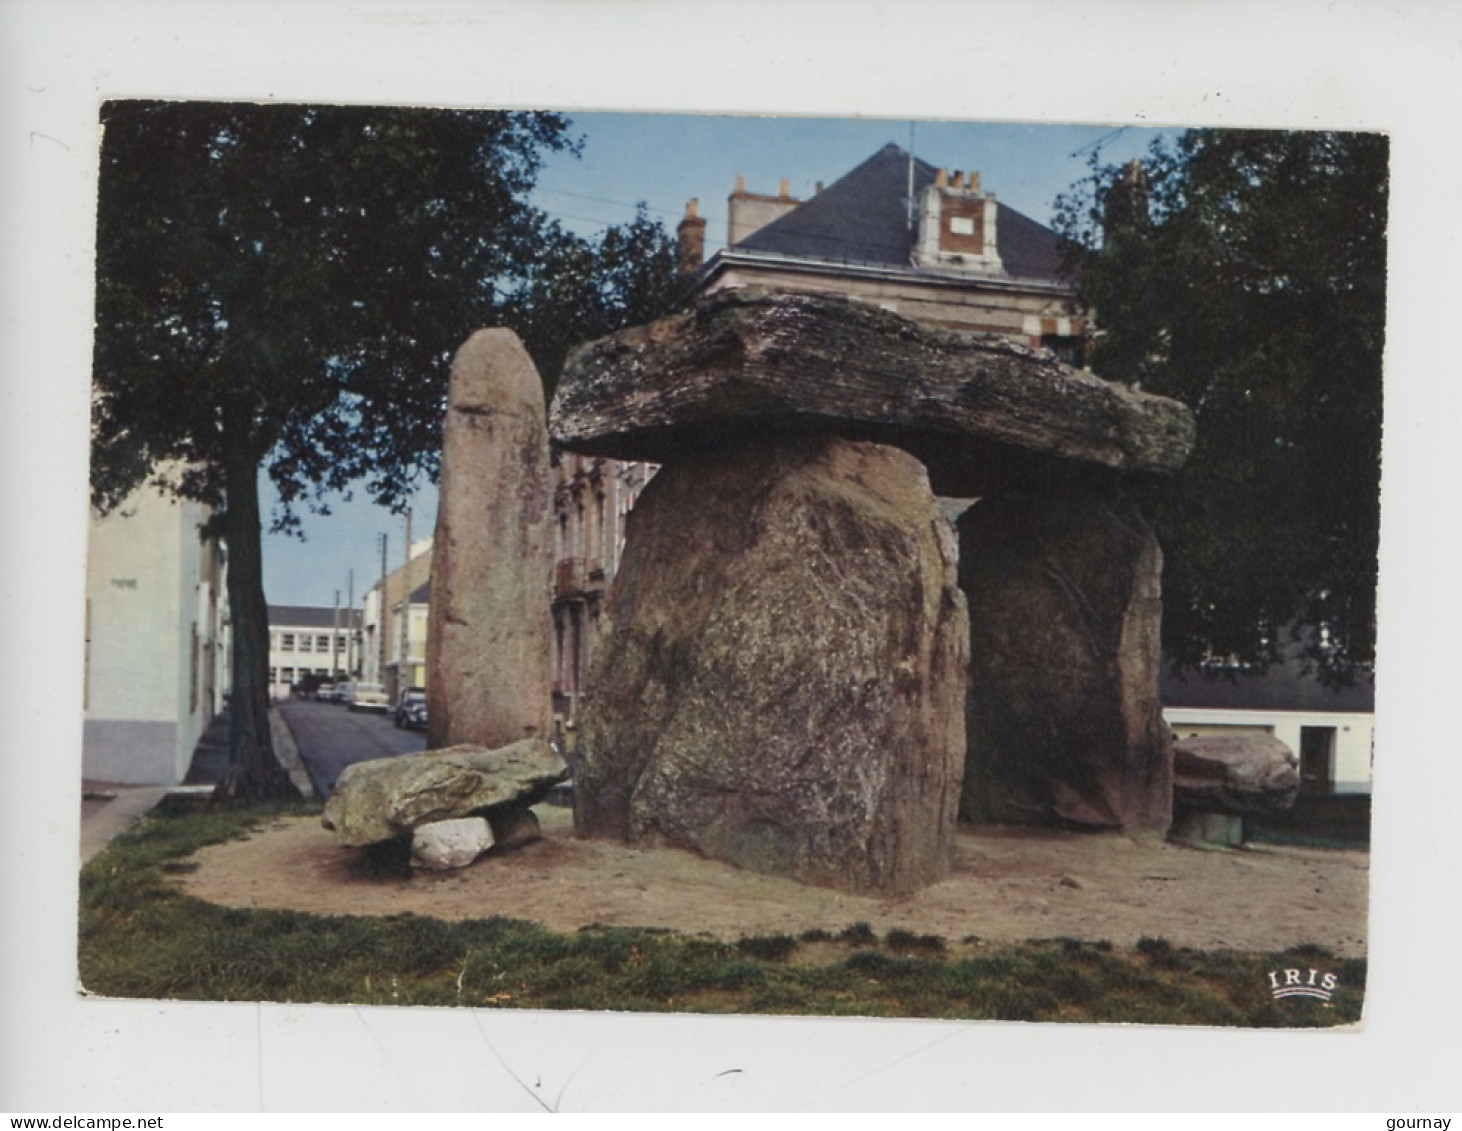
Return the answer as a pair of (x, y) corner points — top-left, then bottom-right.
(277, 697), (427, 798)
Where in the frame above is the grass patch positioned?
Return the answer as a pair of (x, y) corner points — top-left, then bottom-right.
(737, 934), (799, 962)
(78, 804), (1365, 1025)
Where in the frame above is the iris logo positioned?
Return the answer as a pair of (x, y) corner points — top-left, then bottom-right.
(1267, 967), (1339, 1001)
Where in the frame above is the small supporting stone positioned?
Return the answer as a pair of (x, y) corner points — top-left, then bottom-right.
(958, 483), (1173, 834)
(487, 806), (543, 851)
(427, 329), (554, 751)
(575, 435), (968, 896)
(1170, 810), (1245, 848)
(411, 817), (495, 871)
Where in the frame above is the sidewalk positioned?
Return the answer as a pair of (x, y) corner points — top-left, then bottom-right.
(79, 707), (312, 867)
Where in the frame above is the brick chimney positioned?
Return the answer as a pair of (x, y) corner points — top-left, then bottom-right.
(914, 166), (1003, 273)
(677, 198), (707, 275)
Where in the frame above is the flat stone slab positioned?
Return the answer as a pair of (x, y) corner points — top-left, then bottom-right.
(1173, 734), (1299, 815)
(550, 289), (1195, 495)
(321, 739), (568, 847)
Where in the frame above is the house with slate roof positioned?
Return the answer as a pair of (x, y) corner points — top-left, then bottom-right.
(683, 142), (1086, 362)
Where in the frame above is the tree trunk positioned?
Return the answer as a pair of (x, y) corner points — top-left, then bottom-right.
(216, 429), (300, 802)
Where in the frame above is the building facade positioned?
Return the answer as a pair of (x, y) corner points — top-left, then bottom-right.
(359, 537), (434, 701)
(267, 605), (360, 699)
(551, 454), (656, 723)
(83, 480), (229, 785)
(1162, 660), (1375, 793)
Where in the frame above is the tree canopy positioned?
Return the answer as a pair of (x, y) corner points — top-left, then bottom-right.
(92, 101), (691, 796)
(1054, 129), (1387, 681)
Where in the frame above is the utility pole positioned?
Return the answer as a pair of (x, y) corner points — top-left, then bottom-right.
(331, 589), (341, 680)
(906, 121), (916, 231)
(399, 508), (413, 695)
(347, 569), (356, 676)
(377, 532), (389, 686)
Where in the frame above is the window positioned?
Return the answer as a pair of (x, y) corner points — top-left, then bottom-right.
(316, 635), (331, 653)
(281, 633), (295, 651)
(1041, 334), (1086, 368)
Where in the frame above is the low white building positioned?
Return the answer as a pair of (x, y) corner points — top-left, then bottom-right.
(83, 481), (229, 785)
(1162, 658), (1374, 793)
(267, 605), (359, 699)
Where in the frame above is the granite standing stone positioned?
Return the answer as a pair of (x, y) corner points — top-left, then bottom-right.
(575, 435), (969, 896)
(958, 484), (1173, 834)
(427, 329), (554, 751)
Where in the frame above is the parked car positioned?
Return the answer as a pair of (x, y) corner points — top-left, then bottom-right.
(346, 682), (390, 713)
(314, 681), (337, 702)
(394, 687), (428, 730)
(332, 681), (354, 705)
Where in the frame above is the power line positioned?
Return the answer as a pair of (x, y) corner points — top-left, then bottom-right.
(1071, 126), (1130, 159)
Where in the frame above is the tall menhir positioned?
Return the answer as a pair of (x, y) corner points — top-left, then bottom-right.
(427, 329), (554, 751)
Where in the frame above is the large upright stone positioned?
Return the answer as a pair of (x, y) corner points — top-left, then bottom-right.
(427, 329), (554, 751)
(958, 485), (1173, 834)
(575, 435), (969, 896)
(551, 289), (1195, 495)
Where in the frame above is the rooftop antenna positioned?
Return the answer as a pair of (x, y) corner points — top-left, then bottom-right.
(906, 121), (916, 231)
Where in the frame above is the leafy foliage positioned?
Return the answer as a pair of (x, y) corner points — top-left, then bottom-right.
(94, 102), (572, 522)
(91, 101), (692, 794)
(1054, 130), (1386, 679)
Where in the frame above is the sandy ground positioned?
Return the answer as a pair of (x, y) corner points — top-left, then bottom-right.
(173, 806), (1370, 957)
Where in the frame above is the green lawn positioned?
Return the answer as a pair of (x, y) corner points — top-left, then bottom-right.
(78, 802), (1365, 1026)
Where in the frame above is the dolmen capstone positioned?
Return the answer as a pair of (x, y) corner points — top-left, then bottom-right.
(550, 288), (1196, 893)
(1169, 734), (1300, 846)
(321, 738), (568, 869)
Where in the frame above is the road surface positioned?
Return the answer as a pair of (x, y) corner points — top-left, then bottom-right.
(278, 698), (427, 798)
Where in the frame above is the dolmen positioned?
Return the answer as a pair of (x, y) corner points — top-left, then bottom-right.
(322, 738), (569, 870)
(550, 288), (1196, 895)
(1169, 734), (1300, 847)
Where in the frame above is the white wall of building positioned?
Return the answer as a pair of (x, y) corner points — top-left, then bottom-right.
(267, 615), (355, 700)
(84, 483), (223, 785)
(1164, 706), (1374, 790)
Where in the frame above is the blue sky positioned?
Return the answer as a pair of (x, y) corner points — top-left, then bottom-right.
(261, 112), (1167, 609)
